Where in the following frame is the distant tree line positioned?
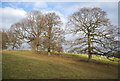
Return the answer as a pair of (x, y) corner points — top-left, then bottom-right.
(1, 8), (119, 61)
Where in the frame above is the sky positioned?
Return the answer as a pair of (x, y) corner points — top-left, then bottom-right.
(0, 1), (119, 30)
(0, 0), (119, 50)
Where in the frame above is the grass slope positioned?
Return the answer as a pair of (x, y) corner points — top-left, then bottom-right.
(2, 50), (118, 79)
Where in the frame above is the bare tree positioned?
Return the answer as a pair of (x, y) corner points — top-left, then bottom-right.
(7, 29), (22, 50)
(103, 26), (120, 62)
(67, 8), (113, 61)
(1, 30), (9, 49)
(42, 12), (64, 53)
(10, 10), (46, 51)
(10, 11), (64, 52)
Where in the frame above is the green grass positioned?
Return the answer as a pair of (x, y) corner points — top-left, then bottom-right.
(2, 50), (119, 79)
(50, 51), (119, 66)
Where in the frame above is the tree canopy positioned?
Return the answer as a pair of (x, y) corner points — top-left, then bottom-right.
(67, 8), (118, 61)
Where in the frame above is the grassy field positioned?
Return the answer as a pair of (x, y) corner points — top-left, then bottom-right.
(2, 50), (119, 79)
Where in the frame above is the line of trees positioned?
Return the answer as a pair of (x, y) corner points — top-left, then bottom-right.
(1, 8), (119, 61)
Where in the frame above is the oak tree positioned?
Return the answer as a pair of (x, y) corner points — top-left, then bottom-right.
(10, 10), (46, 51)
(67, 8), (113, 61)
(42, 12), (64, 53)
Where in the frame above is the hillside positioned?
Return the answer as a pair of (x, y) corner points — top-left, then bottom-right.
(2, 50), (118, 79)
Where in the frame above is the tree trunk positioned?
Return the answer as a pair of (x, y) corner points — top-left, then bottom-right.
(34, 37), (39, 51)
(12, 45), (15, 50)
(12, 42), (16, 50)
(34, 45), (38, 51)
(47, 25), (52, 54)
(48, 35), (51, 55)
(47, 36), (51, 54)
(87, 53), (92, 62)
(48, 47), (50, 52)
(87, 29), (92, 62)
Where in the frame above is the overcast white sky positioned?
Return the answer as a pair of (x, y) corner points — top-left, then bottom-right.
(0, 0), (119, 30)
